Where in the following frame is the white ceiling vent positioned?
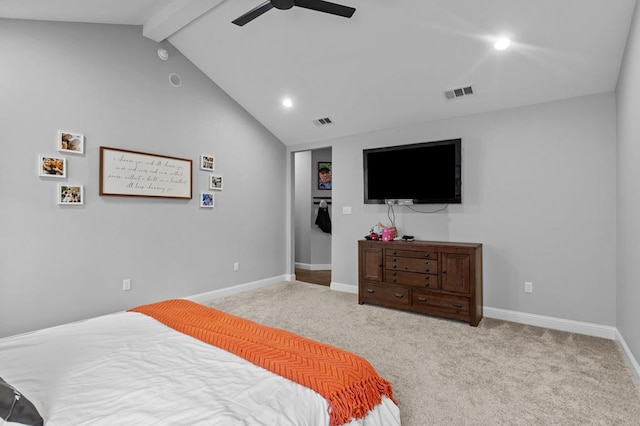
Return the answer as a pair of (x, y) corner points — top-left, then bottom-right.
(444, 85), (474, 100)
(313, 117), (333, 126)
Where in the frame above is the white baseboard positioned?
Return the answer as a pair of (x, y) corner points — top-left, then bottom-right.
(615, 329), (640, 384)
(295, 262), (332, 271)
(484, 307), (617, 340)
(330, 281), (357, 294)
(185, 275), (289, 304)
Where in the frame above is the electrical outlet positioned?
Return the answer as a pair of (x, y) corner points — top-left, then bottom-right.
(123, 279), (131, 291)
(524, 281), (533, 293)
(233, 262), (239, 272)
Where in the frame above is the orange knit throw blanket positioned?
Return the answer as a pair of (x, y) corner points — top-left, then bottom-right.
(129, 299), (395, 426)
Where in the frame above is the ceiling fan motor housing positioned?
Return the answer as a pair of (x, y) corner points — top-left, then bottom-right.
(272, 0), (295, 10)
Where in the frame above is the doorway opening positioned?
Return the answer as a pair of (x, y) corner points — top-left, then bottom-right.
(293, 148), (332, 287)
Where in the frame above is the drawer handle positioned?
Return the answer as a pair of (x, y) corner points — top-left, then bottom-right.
(417, 297), (427, 302)
(392, 265), (397, 269)
(392, 251), (397, 255)
(425, 283), (430, 287)
(393, 279), (397, 283)
(452, 303), (463, 308)
(425, 269), (430, 273)
(366, 289), (375, 293)
(442, 270), (447, 274)
(424, 253), (429, 257)
(394, 293), (404, 298)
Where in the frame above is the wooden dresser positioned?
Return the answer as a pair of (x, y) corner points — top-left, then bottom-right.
(358, 239), (483, 326)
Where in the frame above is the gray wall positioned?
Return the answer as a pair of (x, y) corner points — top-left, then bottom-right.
(0, 19), (286, 337)
(617, 1), (640, 371)
(290, 92), (617, 327)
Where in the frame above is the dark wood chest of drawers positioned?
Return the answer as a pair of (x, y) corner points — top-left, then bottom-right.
(358, 240), (483, 326)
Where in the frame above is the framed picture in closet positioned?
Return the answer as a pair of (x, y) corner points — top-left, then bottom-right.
(318, 162), (331, 190)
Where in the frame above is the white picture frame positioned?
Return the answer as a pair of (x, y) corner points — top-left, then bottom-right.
(58, 184), (84, 205)
(209, 175), (223, 190)
(38, 155), (67, 178)
(58, 130), (85, 154)
(200, 192), (214, 208)
(200, 155), (215, 171)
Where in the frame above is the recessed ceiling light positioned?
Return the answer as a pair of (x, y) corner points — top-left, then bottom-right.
(282, 98), (293, 108)
(494, 37), (511, 50)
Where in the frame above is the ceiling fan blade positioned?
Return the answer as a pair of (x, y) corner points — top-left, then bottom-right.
(294, 0), (355, 18)
(232, 1), (274, 26)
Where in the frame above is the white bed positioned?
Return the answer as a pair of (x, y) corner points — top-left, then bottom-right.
(0, 306), (400, 425)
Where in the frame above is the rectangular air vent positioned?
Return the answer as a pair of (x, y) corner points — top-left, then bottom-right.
(444, 85), (474, 100)
(313, 117), (333, 126)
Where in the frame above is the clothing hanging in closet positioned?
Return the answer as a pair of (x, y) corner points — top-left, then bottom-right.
(315, 200), (331, 234)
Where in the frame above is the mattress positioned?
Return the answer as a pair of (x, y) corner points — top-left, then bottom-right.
(0, 309), (400, 425)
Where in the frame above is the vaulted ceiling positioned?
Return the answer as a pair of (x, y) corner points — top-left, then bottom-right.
(1, 0), (636, 146)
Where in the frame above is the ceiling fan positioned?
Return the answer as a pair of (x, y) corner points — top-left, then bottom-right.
(232, 0), (356, 26)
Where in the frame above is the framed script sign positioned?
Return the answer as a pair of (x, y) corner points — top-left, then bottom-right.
(99, 147), (192, 199)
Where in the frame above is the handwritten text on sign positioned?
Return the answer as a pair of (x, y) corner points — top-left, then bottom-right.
(99, 147), (192, 199)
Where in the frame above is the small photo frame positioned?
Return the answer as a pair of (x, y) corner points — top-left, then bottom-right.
(39, 155), (67, 178)
(58, 130), (84, 154)
(209, 175), (223, 190)
(200, 155), (215, 171)
(318, 162), (332, 190)
(200, 192), (214, 208)
(58, 184), (84, 205)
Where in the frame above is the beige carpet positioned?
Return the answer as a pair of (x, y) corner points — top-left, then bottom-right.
(205, 281), (640, 425)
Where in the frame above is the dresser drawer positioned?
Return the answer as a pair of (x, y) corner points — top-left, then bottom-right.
(386, 249), (437, 260)
(361, 282), (410, 306)
(387, 270), (438, 289)
(386, 256), (438, 274)
(412, 292), (469, 314)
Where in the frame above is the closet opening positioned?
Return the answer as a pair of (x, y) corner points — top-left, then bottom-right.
(293, 148), (332, 286)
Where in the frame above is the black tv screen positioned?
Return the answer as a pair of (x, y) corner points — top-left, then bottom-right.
(363, 139), (461, 204)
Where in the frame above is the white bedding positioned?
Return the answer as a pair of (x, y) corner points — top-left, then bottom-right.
(0, 311), (400, 425)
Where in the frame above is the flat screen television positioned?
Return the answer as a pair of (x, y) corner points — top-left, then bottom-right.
(363, 138), (461, 204)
